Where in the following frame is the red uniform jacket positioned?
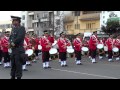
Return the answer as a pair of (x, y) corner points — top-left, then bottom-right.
(113, 39), (120, 49)
(34, 38), (39, 50)
(24, 37), (32, 49)
(41, 36), (54, 51)
(73, 38), (82, 51)
(89, 35), (98, 50)
(57, 37), (70, 52)
(106, 38), (113, 50)
(1, 36), (9, 52)
(0, 39), (2, 50)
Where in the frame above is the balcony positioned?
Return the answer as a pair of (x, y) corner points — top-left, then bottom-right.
(32, 19), (39, 23)
(63, 16), (74, 23)
(28, 12), (34, 15)
(80, 13), (100, 21)
(40, 17), (49, 22)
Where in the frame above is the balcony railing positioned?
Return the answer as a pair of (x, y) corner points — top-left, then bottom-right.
(80, 13), (100, 21)
(28, 12), (34, 15)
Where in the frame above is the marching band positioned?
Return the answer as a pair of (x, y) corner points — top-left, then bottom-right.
(0, 30), (120, 70)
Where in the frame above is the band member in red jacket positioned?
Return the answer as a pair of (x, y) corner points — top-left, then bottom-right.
(0, 36), (3, 65)
(89, 31), (98, 63)
(34, 35), (40, 61)
(73, 33), (82, 65)
(24, 34), (32, 66)
(40, 30), (54, 69)
(113, 35), (120, 60)
(57, 32), (70, 67)
(106, 35), (114, 62)
(1, 31), (11, 68)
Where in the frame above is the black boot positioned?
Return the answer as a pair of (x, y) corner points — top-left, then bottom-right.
(11, 76), (15, 79)
(17, 77), (21, 79)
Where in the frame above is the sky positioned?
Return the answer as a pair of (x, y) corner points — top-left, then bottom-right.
(0, 11), (21, 21)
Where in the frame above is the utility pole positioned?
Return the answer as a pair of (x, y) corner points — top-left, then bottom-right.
(53, 11), (54, 36)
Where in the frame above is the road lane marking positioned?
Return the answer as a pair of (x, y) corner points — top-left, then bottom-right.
(51, 68), (118, 79)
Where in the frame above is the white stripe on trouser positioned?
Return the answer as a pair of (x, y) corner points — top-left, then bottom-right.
(46, 62), (49, 67)
(61, 61), (64, 66)
(92, 58), (96, 63)
(63, 61), (66, 65)
(43, 63), (46, 68)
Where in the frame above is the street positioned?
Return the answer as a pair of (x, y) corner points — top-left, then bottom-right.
(0, 55), (120, 79)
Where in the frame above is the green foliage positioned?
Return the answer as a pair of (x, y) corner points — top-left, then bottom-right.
(101, 20), (120, 35)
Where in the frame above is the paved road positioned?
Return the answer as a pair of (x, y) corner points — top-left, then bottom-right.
(0, 55), (120, 79)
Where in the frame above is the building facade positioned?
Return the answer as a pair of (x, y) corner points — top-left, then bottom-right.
(21, 11), (65, 36)
(100, 11), (120, 28)
(0, 20), (12, 32)
(64, 11), (101, 35)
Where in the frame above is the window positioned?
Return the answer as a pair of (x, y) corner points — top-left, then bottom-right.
(86, 23), (95, 29)
(22, 15), (25, 20)
(43, 12), (48, 18)
(74, 11), (80, 16)
(31, 23), (33, 28)
(56, 11), (60, 16)
(75, 24), (80, 29)
(103, 21), (105, 23)
(103, 16), (105, 18)
(36, 22), (39, 27)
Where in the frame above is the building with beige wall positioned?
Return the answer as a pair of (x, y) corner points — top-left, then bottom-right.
(64, 11), (101, 35)
(0, 20), (12, 32)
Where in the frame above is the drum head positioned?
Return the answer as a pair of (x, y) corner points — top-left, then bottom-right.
(67, 49), (74, 53)
(82, 47), (89, 52)
(49, 48), (58, 54)
(112, 47), (119, 52)
(38, 45), (42, 50)
(97, 44), (104, 49)
(52, 40), (57, 46)
(67, 46), (73, 49)
(25, 49), (33, 56)
(104, 46), (108, 51)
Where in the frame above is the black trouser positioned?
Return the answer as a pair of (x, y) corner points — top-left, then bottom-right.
(34, 50), (39, 56)
(22, 54), (28, 65)
(0, 50), (3, 62)
(3, 52), (10, 63)
(59, 52), (67, 61)
(42, 51), (50, 62)
(10, 54), (22, 78)
(91, 49), (97, 59)
(75, 51), (81, 60)
(108, 50), (113, 59)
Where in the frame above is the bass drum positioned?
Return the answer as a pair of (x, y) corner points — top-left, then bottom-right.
(25, 49), (34, 57)
(67, 48), (75, 58)
(49, 48), (58, 60)
(112, 47), (119, 53)
(81, 47), (89, 55)
(97, 44), (104, 49)
(104, 46), (108, 51)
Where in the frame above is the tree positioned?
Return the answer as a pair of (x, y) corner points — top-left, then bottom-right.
(101, 20), (120, 35)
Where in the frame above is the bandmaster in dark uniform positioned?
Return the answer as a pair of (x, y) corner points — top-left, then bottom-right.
(9, 16), (26, 79)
